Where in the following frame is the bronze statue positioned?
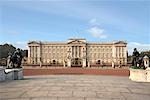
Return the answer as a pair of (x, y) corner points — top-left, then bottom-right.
(7, 48), (23, 68)
(132, 48), (140, 67)
(132, 48), (144, 69)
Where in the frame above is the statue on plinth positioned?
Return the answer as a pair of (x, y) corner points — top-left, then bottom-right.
(7, 48), (23, 68)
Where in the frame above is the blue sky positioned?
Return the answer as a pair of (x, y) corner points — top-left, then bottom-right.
(0, 0), (150, 54)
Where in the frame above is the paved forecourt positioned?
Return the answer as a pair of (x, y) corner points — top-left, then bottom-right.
(0, 75), (150, 100)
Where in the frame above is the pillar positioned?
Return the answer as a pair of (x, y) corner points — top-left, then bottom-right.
(88, 61), (90, 67)
(112, 45), (116, 66)
(124, 47), (127, 65)
(74, 46), (76, 58)
(82, 59), (86, 68)
(112, 61), (114, 68)
(67, 46), (72, 67)
(78, 46), (79, 58)
(82, 46), (86, 67)
(34, 46), (36, 64)
(31, 46), (34, 64)
(63, 60), (66, 67)
(28, 46), (31, 64)
(67, 59), (71, 67)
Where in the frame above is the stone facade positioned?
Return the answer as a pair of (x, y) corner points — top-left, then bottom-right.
(28, 38), (127, 67)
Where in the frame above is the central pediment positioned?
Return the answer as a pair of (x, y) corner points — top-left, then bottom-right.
(114, 41), (127, 44)
(28, 41), (41, 45)
(67, 38), (86, 44)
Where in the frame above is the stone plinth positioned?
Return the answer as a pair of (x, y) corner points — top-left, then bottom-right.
(5, 69), (15, 80)
(129, 68), (150, 82)
(0, 67), (5, 82)
(13, 68), (23, 80)
(0, 67), (23, 82)
(146, 68), (150, 82)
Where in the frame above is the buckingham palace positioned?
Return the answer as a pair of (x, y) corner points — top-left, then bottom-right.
(27, 38), (127, 67)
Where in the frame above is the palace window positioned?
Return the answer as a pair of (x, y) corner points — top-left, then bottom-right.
(97, 60), (101, 64)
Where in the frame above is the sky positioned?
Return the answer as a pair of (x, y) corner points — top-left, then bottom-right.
(0, 0), (150, 55)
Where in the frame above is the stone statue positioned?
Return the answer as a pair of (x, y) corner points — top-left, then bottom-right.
(143, 55), (149, 68)
(7, 48), (23, 68)
(7, 52), (12, 68)
(132, 48), (140, 67)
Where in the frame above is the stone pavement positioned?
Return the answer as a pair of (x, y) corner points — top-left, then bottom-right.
(0, 75), (150, 100)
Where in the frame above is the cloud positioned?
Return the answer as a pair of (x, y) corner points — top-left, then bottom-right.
(128, 42), (150, 55)
(89, 18), (97, 25)
(4, 30), (21, 35)
(13, 41), (28, 50)
(87, 26), (107, 39)
(89, 18), (101, 26)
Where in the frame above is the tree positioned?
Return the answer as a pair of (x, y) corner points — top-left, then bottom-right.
(0, 43), (16, 58)
(0, 43), (28, 59)
(127, 50), (150, 64)
(140, 50), (150, 57)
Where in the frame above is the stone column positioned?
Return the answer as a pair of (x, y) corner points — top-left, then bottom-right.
(74, 46), (76, 58)
(72, 46), (73, 58)
(67, 46), (71, 67)
(82, 59), (86, 68)
(118, 47), (120, 66)
(124, 47), (127, 65)
(77, 46), (78, 58)
(79, 46), (81, 58)
(78, 46), (80, 58)
(73, 46), (75, 58)
(28, 46), (30, 58)
(32, 46), (34, 64)
(34, 46), (36, 64)
(31, 46), (34, 64)
(67, 59), (71, 67)
(33, 46), (35, 63)
(71, 46), (73, 58)
(36, 46), (37, 64)
(28, 46), (31, 64)
(82, 46), (86, 67)
(39, 43), (42, 67)
(116, 47), (119, 65)
(88, 61), (90, 67)
(112, 61), (115, 68)
(120, 47), (121, 57)
(112, 45), (116, 66)
(63, 60), (66, 67)
(37, 46), (40, 64)
(35, 46), (37, 64)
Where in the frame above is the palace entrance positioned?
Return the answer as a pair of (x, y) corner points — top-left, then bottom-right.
(71, 58), (82, 67)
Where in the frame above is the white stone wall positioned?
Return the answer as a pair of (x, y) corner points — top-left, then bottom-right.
(41, 45), (67, 64)
(87, 45), (112, 65)
(129, 68), (150, 82)
(28, 39), (127, 66)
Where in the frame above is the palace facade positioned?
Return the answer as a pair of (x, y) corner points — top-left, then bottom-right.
(28, 38), (127, 67)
